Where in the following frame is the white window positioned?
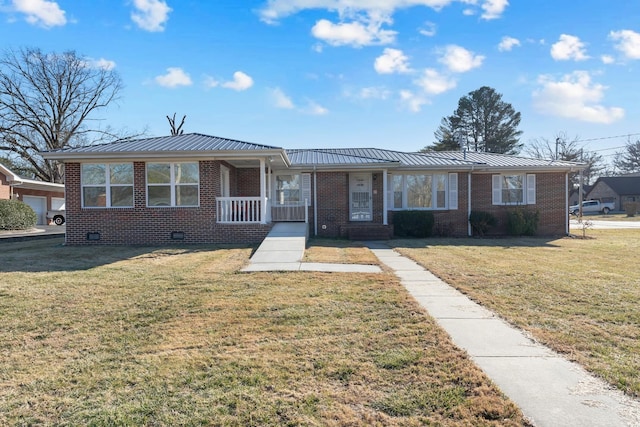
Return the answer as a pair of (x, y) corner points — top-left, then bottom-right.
(81, 163), (134, 208)
(273, 173), (311, 206)
(147, 162), (199, 207)
(387, 173), (457, 210)
(492, 174), (536, 205)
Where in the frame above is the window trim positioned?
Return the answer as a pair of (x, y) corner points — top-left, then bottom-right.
(272, 172), (311, 206)
(146, 162), (200, 208)
(492, 173), (536, 205)
(81, 163), (134, 208)
(387, 172), (456, 210)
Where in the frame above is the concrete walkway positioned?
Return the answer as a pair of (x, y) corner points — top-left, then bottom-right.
(0, 225), (65, 242)
(241, 223), (381, 273)
(365, 241), (640, 427)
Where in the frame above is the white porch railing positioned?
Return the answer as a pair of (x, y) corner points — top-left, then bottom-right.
(217, 197), (263, 223)
(271, 199), (309, 223)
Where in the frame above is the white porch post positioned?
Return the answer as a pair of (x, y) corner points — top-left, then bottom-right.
(260, 158), (266, 224)
(382, 169), (388, 225)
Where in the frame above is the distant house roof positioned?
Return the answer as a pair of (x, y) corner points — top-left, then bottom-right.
(0, 164), (64, 192)
(42, 133), (585, 172)
(592, 176), (640, 196)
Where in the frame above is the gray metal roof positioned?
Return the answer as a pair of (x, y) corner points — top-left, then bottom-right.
(287, 148), (583, 170)
(45, 133), (282, 154)
(425, 151), (583, 168)
(42, 133), (585, 171)
(288, 148), (479, 168)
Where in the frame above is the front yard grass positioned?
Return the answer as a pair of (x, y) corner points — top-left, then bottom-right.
(391, 229), (640, 398)
(0, 238), (525, 426)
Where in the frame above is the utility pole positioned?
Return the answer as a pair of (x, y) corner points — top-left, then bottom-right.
(578, 148), (584, 217)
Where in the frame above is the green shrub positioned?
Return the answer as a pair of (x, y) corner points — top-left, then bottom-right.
(0, 199), (37, 230)
(392, 210), (434, 238)
(468, 211), (497, 236)
(506, 208), (540, 236)
(625, 202), (638, 217)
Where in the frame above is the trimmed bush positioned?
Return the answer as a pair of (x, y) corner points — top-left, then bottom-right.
(0, 199), (38, 230)
(506, 208), (539, 236)
(625, 202), (638, 217)
(469, 211), (497, 237)
(392, 210), (435, 238)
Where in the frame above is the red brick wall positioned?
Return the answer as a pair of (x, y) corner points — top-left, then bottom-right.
(237, 168), (260, 197)
(314, 171), (349, 237)
(471, 172), (567, 236)
(64, 161), (270, 245)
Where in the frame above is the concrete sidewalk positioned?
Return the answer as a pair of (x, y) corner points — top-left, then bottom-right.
(0, 225), (65, 242)
(365, 241), (640, 427)
(241, 223), (381, 273)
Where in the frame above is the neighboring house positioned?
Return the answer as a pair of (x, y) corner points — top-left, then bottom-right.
(586, 176), (640, 211)
(568, 185), (592, 207)
(0, 164), (65, 225)
(42, 133), (584, 245)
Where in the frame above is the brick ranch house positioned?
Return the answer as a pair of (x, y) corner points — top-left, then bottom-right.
(0, 163), (65, 225)
(42, 133), (584, 245)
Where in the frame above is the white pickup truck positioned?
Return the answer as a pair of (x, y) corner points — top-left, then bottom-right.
(46, 209), (66, 225)
(569, 200), (615, 215)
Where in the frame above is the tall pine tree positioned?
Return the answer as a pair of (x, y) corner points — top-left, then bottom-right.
(423, 86), (523, 154)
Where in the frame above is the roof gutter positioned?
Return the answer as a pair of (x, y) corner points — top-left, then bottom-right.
(41, 148), (290, 165)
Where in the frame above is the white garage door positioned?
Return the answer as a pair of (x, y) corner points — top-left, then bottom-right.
(23, 196), (46, 225)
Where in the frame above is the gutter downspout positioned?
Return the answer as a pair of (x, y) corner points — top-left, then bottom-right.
(382, 169), (388, 226)
(313, 166), (318, 237)
(259, 158), (266, 224)
(468, 167), (473, 237)
(565, 172), (569, 235)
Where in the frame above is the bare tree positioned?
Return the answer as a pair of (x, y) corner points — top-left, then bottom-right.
(0, 48), (127, 183)
(613, 139), (640, 174)
(167, 113), (186, 136)
(526, 132), (604, 187)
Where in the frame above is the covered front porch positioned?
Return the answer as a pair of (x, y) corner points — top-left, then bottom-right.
(214, 156), (309, 225)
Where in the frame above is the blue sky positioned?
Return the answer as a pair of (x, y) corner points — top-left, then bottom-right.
(1, 0), (639, 162)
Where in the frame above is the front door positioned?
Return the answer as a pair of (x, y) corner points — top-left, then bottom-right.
(349, 173), (372, 221)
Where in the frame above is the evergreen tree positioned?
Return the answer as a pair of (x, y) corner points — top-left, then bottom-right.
(424, 86), (523, 154)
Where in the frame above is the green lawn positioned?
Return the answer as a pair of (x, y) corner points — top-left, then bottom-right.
(0, 239), (525, 426)
(391, 229), (640, 398)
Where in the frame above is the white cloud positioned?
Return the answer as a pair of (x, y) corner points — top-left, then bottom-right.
(270, 87), (295, 109)
(154, 67), (192, 88)
(131, 0), (171, 32)
(414, 68), (457, 95)
(400, 90), (428, 113)
(12, 0), (66, 27)
(374, 48), (411, 74)
(304, 101), (329, 115)
(609, 29), (640, 60)
(419, 21), (436, 37)
(533, 71), (624, 124)
(601, 55), (615, 65)
(357, 86), (392, 100)
(498, 36), (520, 52)
(259, 0), (509, 24)
(222, 71), (254, 91)
(311, 16), (396, 47)
(550, 34), (589, 61)
(438, 45), (484, 73)
(93, 58), (116, 71)
(481, 0), (508, 20)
